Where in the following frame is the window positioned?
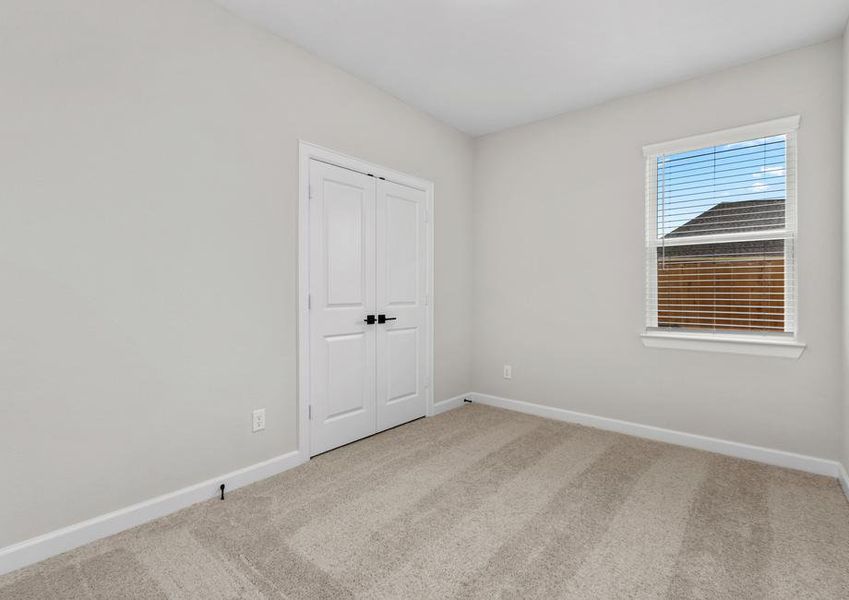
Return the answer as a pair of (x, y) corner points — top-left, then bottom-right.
(642, 117), (804, 357)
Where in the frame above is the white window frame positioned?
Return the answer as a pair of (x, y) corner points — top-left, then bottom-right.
(641, 116), (805, 358)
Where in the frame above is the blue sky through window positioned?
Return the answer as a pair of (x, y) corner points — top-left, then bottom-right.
(656, 135), (786, 238)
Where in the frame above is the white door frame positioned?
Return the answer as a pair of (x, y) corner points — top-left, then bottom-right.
(297, 141), (435, 459)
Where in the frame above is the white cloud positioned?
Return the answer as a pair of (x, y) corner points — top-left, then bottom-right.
(752, 165), (785, 179)
(718, 134), (785, 151)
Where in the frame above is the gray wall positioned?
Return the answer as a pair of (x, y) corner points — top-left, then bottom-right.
(472, 40), (844, 461)
(0, 0), (473, 548)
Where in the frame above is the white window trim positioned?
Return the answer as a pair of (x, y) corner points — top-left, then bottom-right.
(642, 116), (800, 157)
(641, 331), (805, 358)
(642, 116), (805, 358)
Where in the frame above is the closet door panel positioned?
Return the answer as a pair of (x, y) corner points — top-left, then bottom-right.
(375, 180), (428, 431)
(308, 160), (377, 456)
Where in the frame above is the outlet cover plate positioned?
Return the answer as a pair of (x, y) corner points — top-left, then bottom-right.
(252, 409), (266, 432)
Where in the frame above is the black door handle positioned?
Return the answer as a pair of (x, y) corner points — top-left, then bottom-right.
(377, 314), (396, 324)
(363, 314), (376, 325)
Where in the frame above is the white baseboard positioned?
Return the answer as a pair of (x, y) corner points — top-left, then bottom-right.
(0, 450), (305, 577)
(431, 393), (470, 416)
(470, 393), (842, 478)
(839, 463), (849, 504)
(3, 398), (844, 577)
(1, 396), (468, 577)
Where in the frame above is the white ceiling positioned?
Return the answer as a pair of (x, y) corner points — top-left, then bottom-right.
(215, 0), (849, 136)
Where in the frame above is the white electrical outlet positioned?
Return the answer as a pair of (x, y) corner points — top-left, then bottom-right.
(252, 409), (266, 432)
(503, 365), (512, 379)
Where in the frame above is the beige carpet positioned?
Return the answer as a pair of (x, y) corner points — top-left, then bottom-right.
(2, 404), (848, 599)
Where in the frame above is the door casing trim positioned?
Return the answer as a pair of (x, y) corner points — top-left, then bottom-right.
(298, 141), (435, 459)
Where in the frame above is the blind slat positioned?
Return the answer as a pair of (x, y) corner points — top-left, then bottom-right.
(658, 160), (791, 184)
(660, 170), (787, 190)
(658, 138), (786, 165)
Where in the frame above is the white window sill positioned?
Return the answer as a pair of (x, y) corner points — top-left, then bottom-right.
(641, 331), (806, 358)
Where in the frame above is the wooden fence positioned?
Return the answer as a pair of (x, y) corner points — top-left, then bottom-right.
(657, 254), (784, 332)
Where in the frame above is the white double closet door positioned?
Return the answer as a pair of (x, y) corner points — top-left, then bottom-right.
(308, 160), (429, 456)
